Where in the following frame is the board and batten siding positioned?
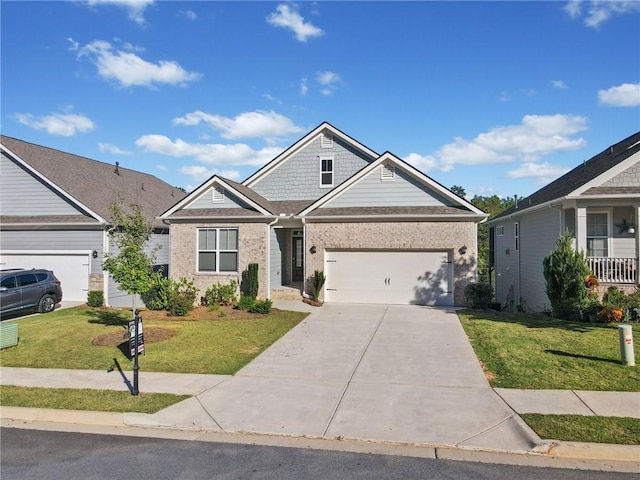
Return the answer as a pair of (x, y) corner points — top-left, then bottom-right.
(324, 164), (452, 208)
(518, 207), (563, 312)
(270, 228), (285, 289)
(184, 186), (253, 210)
(1, 152), (83, 216)
(0, 229), (104, 274)
(251, 135), (374, 201)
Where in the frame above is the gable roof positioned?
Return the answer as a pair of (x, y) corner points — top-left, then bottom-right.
(300, 151), (487, 219)
(242, 122), (379, 188)
(1, 135), (186, 227)
(490, 131), (640, 222)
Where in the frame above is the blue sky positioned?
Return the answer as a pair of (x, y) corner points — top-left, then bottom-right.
(2, 1), (639, 198)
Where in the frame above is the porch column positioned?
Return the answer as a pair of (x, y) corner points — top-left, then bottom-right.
(576, 206), (587, 254)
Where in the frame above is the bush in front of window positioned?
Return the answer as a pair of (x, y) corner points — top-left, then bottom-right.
(235, 294), (255, 311)
(168, 292), (195, 317)
(203, 279), (238, 309)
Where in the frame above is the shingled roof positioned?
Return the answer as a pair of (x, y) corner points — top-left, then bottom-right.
(1, 136), (186, 227)
(492, 131), (640, 221)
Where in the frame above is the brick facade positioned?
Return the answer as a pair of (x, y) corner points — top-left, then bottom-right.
(170, 222), (269, 301)
(304, 221), (477, 306)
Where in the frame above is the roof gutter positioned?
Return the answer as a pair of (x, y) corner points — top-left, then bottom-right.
(302, 213), (488, 222)
(487, 197), (568, 224)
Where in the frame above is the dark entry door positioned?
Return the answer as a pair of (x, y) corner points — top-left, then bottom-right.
(293, 237), (304, 281)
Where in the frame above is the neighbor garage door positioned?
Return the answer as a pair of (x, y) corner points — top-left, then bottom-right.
(0, 251), (90, 302)
(324, 250), (453, 306)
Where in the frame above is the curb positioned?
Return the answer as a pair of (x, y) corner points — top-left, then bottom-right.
(1, 407), (638, 473)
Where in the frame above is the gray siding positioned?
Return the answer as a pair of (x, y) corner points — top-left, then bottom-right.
(270, 228), (285, 289)
(518, 208), (563, 312)
(612, 207), (637, 257)
(185, 186), (252, 210)
(251, 136), (374, 201)
(1, 152), (84, 216)
(494, 219), (521, 311)
(325, 163), (452, 208)
(153, 232), (171, 266)
(0, 229), (104, 274)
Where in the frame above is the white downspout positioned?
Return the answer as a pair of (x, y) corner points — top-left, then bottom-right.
(301, 217), (307, 297)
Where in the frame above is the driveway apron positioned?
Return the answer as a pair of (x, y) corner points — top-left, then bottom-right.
(134, 304), (538, 452)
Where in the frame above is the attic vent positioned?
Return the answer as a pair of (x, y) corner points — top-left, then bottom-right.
(380, 164), (395, 181)
(321, 133), (333, 148)
(212, 186), (224, 203)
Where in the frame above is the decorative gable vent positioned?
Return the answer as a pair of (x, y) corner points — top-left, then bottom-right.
(380, 164), (395, 181)
(212, 186), (224, 203)
(321, 133), (333, 149)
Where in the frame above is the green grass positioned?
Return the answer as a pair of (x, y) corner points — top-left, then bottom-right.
(0, 306), (307, 374)
(521, 414), (640, 445)
(0, 385), (189, 414)
(458, 309), (640, 391)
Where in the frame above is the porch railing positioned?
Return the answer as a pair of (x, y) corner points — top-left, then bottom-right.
(588, 257), (638, 284)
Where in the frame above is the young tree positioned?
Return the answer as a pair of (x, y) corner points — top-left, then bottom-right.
(102, 202), (158, 312)
(543, 231), (590, 320)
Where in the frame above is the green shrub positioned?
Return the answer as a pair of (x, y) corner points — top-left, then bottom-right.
(236, 294), (255, 311)
(311, 270), (326, 302)
(203, 280), (238, 308)
(141, 274), (173, 310)
(248, 299), (272, 314)
(246, 263), (259, 300)
(602, 286), (627, 308)
(87, 290), (104, 308)
(168, 292), (194, 317)
(543, 231), (590, 320)
(464, 283), (494, 309)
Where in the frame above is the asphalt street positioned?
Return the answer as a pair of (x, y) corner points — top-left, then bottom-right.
(1, 428), (636, 480)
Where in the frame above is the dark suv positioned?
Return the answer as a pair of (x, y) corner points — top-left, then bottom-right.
(0, 269), (63, 317)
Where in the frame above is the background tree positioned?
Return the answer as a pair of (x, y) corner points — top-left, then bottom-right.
(543, 231), (590, 320)
(450, 185), (467, 198)
(102, 202), (158, 313)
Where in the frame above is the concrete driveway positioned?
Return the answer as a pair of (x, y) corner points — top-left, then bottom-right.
(129, 304), (539, 452)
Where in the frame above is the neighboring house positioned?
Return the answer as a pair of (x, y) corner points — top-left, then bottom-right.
(488, 131), (640, 313)
(161, 122), (487, 306)
(0, 136), (186, 306)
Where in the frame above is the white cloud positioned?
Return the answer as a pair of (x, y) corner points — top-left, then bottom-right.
(181, 9), (197, 21)
(74, 39), (201, 88)
(179, 165), (241, 183)
(551, 80), (569, 89)
(316, 71), (341, 95)
(266, 4), (324, 42)
(98, 142), (131, 155)
(507, 162), (571, 183)
(85, 0), (154, 25)
(300, 77), (309, 95)
(172, 110), (303, 140)
(564, 1), (640, 28)
(15, 111), (95, 136)
(404, 114), (587, 174)
(598, 83), (640, 107)
(156, 165), (167, 171)
(135, 134), (284, 167)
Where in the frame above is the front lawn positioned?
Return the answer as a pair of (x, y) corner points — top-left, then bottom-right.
(458, 309), (640, 391)
(0, 305), (307, 374)
(521, 414), (640, 445)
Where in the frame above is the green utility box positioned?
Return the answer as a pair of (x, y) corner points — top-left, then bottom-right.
(0, 322), (19, 349)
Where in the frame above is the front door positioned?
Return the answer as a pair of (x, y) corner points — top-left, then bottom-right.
(292, 236), (304, 282)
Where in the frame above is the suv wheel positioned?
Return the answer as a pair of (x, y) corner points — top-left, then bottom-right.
(38, 294), (56, 313)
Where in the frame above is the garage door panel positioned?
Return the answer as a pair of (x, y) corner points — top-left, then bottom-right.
(0, 252), (90, 302)
(325, 250), (452, 306)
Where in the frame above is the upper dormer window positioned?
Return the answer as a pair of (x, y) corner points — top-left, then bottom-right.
(380, 164), (395, 181)
(321, 133), (333, 148)
(320, 156), (334, 187)
(212, 186), (224, 203)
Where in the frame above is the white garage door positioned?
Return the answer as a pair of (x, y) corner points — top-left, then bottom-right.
(0, 251), (90, 302)
(324, 250), (453, 306)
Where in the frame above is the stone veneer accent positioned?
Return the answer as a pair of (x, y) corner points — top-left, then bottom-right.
(170, 222), (269, 301)
(304, 221), (477, 306)
(89, 273), (103, 292)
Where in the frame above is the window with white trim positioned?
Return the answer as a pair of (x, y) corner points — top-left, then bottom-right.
(514, 222), (519, 251)
(587, 212), (609, 257)
(380, 164), (395, 181)
(320, 156), (333, 187)
(496, 225), (504, 236)
(212, 186), (224, 203)
(321, 133), (333, 148)
(198, 228), (238, 272)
